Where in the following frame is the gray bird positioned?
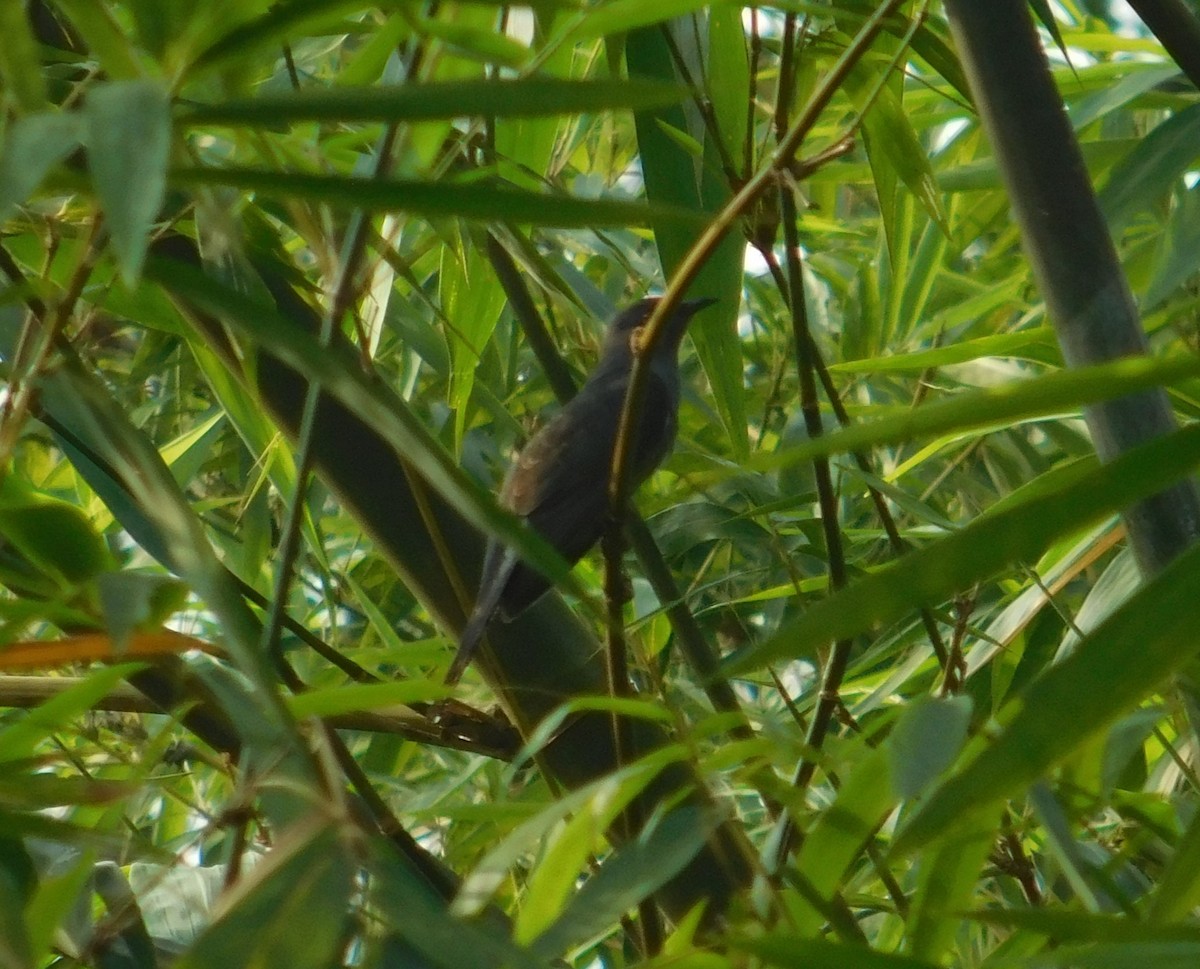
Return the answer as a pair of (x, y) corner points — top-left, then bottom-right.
(447, 296), (714, 683)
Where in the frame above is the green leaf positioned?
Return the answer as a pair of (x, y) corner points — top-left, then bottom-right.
(50, 0), (143, 79)
(1034, 942), (1200, 968)
(0, 837), (35, 969)
(144, 255), (574, 596)
(84, 80), (171, 285)
(792, 744), (895, 935)
(830, 326), (1056, 374)
(850, 64), (948, 238)
(286, 681), (449, 719)
(460, 754), (677, 921)
(159, 411), (226, 488)
(1027, 0), (1072, 67)
(0, 112), (84, 224)
(97, 572), (188, 649)
(171, 166), (700, 228)
(370, 838), (543, 969)
(749, 353), (1200, 476)
(25, 845), (95, 961)
(1143, 182), (1200, 310)
(34, 359), (275, 690)
(706, 5), (751, 172)
(733, 936), (942, 969)
(13, 332), (320, 828)
(174, 820), (356, 969)
(0, 474), (113, 586)
(0, 774), (133, 810)
(179, 78), (685, 125)
(530, 807), (721, 959)
(0, 1), (47, 113)
(627, 26), (748, 456)
(122, 0), (176, 58)
(507, 748), (675, 936)
(188, 0), (379, 75)
(1068, 63), (1180, 130)
(0, 665), (142, 764)
(725, 420), (1200, 676)
(893, 535), (1200, 855)
(564, 0), (711, 41)
(440, 236), (506, 453)
(904, 814), (993, 963)
(888, 696), (972, 799)
(967, 907), (1200, 944)
(1029, 781), (1105, 910)
(1099, 102), (1200, 233)
(1148, 789), (1200, 922)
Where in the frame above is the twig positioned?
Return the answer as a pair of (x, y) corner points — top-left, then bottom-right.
(607, 0), (909, 550)
(260, 122), (401, 668)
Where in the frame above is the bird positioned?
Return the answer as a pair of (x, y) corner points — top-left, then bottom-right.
(446, 296), (715, 684)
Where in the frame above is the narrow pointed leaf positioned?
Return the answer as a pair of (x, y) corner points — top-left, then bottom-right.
(894, 536), (1200, 854)
(179, 78), (685, 125)
(84, 80), (170, 284)
(726, 421), (1200, 675)
(172, 167), (700, 228)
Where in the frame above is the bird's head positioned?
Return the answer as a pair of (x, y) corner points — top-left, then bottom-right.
(602, 296), (716, 360)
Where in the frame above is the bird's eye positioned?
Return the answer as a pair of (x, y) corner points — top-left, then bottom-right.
(629, 325), (647, 354)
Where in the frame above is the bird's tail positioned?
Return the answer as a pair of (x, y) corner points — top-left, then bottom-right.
(445, 547), (516, 684)
(445, 611), (488, 685)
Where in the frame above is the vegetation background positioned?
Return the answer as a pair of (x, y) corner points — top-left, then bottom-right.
(2, 0), (1200, 966)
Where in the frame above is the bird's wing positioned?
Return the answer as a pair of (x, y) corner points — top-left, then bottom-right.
(490, 373), (677, 620)
(504, 373), (676, 552)
(503, 383), (619, 517)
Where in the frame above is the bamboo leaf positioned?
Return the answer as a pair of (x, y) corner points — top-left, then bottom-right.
(734, 936), (942, 969)
(0, 112), (84, 223)
(893, 536), (1200, 855)
(174, 821), (356, 969)
(0, 1), (48, 113)
(725, 421), (1200, 675)
(144, 255), (574, 592)
(529, 807), (721, 959)
(743, 354), (1200, 477)
(1099, 102), (1200, 233)
(179, 78), (686, 125)
(627, 25), (748, 456)
(171, 166), (700, 227)
(84, 81), (171, 284)
(0, 665), (141, 763)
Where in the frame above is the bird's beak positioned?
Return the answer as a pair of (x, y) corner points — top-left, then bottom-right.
(661, 296), (716, 349)
(682, 297), (718, 314)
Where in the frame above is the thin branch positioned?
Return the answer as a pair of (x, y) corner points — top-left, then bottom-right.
(600, 520), (635, 770)
(766, 188), (857, 873)
(0, 674), (519, 758)
(755, 246), (950, 671)
(260, 121), (401, 668)
(485, 231), (579, 403)
(0, 216), (104, 461)
(624, 517), (759, 741)
(599, 515), (665, 957)
(607, 0), (908, 537)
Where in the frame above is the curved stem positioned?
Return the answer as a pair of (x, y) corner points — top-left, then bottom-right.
(608, 0), (907, 526)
